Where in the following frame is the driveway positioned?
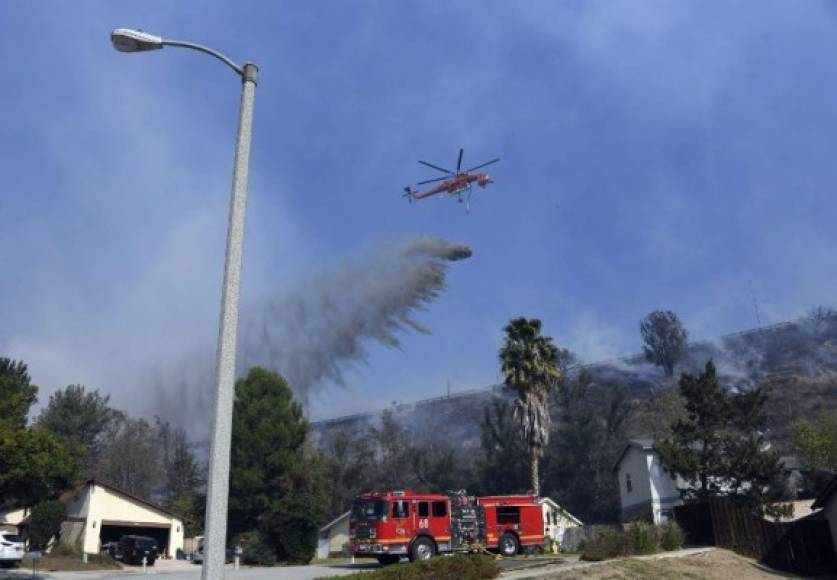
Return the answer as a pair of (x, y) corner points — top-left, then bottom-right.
(0, 560), (378, 580)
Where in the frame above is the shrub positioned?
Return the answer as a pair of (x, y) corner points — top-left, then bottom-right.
(626, 521), (659, 555)
(326, 555), (499, 579)
(659, 522), (685, 551)
(581, 528), (631, 561)
(29, 500), (67, 550)
(239, 531), (276, 566)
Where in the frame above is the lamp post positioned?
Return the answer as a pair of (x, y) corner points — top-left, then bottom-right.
(111, 28), (257, 580)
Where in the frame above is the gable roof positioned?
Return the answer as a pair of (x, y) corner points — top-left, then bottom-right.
(612, 438), (655, 473)
(537, 497), (583, 526)
(320, 511), (350, 533)
(812, 473), (837, 510)
(58, 478), (184, 521)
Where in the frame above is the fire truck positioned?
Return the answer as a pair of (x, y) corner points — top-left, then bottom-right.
(349, 490), (545, 565)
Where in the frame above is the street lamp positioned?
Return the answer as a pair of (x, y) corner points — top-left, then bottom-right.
(111, 28), (258, 580)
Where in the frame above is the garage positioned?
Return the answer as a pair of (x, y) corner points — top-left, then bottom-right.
(59, 479), (184, 557)
(99, 521), (170, 552)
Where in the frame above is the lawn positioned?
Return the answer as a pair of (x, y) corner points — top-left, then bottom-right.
(20, 552), (121, 572)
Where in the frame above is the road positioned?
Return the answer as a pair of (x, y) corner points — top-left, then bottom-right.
(0, 559), (377, 580)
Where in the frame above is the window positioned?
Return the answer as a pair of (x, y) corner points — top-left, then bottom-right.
(392, 500), (409, 519)
(431, 501), (447, 517)
(497, 506), (520, 525)
(418, 501), (429, 518)
(626, 473), (633, 493)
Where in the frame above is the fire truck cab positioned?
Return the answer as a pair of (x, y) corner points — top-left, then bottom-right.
(349, 490), (544, 565)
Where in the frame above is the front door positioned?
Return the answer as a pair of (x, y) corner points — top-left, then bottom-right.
(391, 499), (414, 545)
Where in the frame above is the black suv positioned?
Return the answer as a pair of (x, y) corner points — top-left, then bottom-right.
(110, 535), (159, 565)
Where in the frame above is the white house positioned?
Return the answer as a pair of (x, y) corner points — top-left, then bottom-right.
(613, 439), (682, 524)
(812, 474), (837, 556)
(537, 498), (581, 551)
(317, 511), (350, 560)
(16, 479), (185, 558)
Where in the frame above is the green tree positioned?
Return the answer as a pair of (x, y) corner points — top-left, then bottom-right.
(37, 384), (124, 472)
(0, 426), (80, 508)
(499, 317), (562, 496)
(28, 500), (67, 550)
(656, 361), (786, 515)
(791, 411), (837, 470)
(0, 358), (80, 508)
(0, 358), (38, 428)
(229, 368), (327, 564)
(640, 310), (689, 377)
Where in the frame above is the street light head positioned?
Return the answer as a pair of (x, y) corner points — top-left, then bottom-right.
(111, 28), (163, 53)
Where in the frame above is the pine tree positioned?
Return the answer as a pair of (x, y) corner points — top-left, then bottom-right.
(228, 368), (327, 564)
(656, 360), (786, 515)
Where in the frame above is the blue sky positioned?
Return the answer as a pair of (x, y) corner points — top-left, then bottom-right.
(2, 2), (837, 422)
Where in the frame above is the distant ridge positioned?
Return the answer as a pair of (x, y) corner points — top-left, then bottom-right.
(311, 317), (822, 429)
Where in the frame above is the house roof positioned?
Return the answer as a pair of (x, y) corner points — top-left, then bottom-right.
(612, 438), (655, 473)
(54, 478), (184, 521)
(536, 497), (583, 526)
(812, 473), (837, 510)
(320, 511), (350, 533)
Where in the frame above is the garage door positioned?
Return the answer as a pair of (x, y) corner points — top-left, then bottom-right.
(100, 521), (170, 556)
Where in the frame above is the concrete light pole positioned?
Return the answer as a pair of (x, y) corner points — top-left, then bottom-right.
(111, 28), (257, 580)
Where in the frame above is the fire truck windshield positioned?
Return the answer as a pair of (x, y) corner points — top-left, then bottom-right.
(351, 499), (386, 521)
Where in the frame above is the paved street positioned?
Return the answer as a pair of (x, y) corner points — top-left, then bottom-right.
(0, 559), (378, 580)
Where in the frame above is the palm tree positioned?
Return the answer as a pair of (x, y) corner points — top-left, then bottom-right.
(499, 317), (562, 496)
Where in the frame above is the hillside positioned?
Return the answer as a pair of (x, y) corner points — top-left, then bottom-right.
(312, 314), (837, 451)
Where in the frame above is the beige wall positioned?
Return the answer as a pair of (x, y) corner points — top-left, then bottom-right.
(62, 484), (183, 557)
(0, 508), (27, 527)
(327, 517), (350, 555)
(59, 521), (86, 547)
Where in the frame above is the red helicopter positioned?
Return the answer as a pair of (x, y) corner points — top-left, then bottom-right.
(403, 148), (500, 211)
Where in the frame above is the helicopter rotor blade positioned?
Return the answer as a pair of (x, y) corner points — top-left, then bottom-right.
(456, 148), (464, 172)
(417, 176), (449, 185)
(419, 160), (454, 174)
(464, 158), (500, 172)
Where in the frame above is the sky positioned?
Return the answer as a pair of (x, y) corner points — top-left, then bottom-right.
(2, 1), (837, 425)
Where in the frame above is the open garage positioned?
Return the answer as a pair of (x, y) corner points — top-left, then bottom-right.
(58, 479), (184, 557)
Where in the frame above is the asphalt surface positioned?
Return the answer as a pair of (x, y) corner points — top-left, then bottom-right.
(0, 554), (585, 580)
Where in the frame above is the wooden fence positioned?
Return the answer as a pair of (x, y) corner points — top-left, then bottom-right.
(674, 498), (836, 576)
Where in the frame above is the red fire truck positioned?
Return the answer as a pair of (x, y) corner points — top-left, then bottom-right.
(349, 490), (545, 565)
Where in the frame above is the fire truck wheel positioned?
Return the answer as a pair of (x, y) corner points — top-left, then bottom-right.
(376, 555), (399, 566)
(409, 537), (435, 562)
(499, 532), (519, 557)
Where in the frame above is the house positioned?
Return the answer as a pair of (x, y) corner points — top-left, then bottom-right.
(317, 511), (350, 560)
(812, 473), (837, 556)
(0, 508), (28, 533)
(537, 498), (581, 551)
(613, 438), (682, 524)
(17, 479), (184, 558)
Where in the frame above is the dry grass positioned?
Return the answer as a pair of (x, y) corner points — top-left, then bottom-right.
(531, 549), (800, 580)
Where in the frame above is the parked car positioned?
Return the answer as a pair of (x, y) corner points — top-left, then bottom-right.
(192, 538), (237, 564)
(0, 532), (25, 568)
(110, 535), (159, 566)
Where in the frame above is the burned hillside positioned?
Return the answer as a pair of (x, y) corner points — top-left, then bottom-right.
(313, 313), (837, 453)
